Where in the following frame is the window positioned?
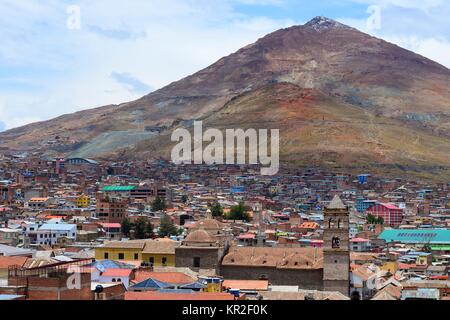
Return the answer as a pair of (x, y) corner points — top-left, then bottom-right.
(104, 253), (109, 259)
(162, 257), (167, 266)
(332, 237), (341, 248)
(149, 257), (154, 265)
(118, 253), (125, 260)
(134, 253), (139, 260)
(193, 257), (201, 268)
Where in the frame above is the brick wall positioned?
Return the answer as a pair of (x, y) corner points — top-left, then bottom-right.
(220, 265), (324, 290)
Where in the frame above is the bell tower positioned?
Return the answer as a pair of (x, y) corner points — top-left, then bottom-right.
(323, 195), (350, 296)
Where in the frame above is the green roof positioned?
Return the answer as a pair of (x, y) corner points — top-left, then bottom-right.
(379, 229), (450, 244)
(430, 245), (450, 251)
(102, 186), (136, 192)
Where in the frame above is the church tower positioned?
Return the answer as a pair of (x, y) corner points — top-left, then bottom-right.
(323, 195), (350, 296)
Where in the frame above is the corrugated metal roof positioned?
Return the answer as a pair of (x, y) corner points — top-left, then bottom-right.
(102, 186), (136, 192)
(379, 229), (450, 244)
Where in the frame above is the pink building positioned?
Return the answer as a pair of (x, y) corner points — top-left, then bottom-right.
(366, 203), (403, 227)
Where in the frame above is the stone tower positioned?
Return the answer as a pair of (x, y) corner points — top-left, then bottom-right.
(323, 195), (350, 296)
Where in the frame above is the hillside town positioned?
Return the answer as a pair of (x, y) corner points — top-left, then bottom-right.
(0, 153), (449, 301)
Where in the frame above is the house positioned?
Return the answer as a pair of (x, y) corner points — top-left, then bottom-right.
(350, 265), (378, 300)
(99, 223), (122, 240)
(94, 239), (179, 266)
(141, 239), (179, 267)
(98, 268), (133, 289)
(0, 228), (20, 246)
(27, 198), (51, 210)
(350, 238), (370, 252)
(426, 265), (448, 278)
(26, 223), (77, 246)
(95, 240), (145, 261)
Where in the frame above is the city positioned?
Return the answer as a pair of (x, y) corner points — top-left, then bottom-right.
(0, 154), (449, 301)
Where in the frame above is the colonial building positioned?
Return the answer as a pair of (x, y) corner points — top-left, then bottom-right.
(322, 195), (350, 296)
(219, 195), (351, 296)
(175, 229), (226, 273)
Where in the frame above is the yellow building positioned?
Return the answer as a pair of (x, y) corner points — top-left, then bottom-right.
(76, 195), (90, 208)
(95, 239), (179, 267)
(141, 239), (178, 267)
(380, 261), (398, 274)
(95, 241), (144, 261)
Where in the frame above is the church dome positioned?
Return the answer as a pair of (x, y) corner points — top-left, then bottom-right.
(196, 218), (222, 230)
(184, 229), (215, 243)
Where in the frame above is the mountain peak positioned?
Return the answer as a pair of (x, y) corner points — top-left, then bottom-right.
(304, 16), (355, 32)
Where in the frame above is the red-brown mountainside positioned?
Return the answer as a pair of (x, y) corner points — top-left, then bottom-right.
(1, 17), (450, 179)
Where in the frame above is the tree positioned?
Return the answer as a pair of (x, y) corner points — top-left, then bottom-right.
(181, 195), (188, 203)
(121, 217), (132, 237)
(145, 221), (154, 238)
(158, 215), (179, 237)
(227, 202), (250, 222)
(151, 197), (167, 212)
(210, 201), (224, 217)
(134, 217), (148, 239)
(367, 214), (384, 225)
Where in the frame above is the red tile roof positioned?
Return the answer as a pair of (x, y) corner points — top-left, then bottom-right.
(222, 280), (269, 291)
(101, 268), (133, 277)
(0, 256), (29, 269)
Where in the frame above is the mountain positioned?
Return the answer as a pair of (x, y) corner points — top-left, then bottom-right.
(2, 16), (450, 180)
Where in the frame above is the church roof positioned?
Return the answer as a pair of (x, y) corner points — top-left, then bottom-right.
(327, 195), (346, 209)
(184, 229), (215, 243)
(222, 247), (323, 269)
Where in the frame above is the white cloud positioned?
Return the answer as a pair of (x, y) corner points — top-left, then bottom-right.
(0, 0), (449, 132)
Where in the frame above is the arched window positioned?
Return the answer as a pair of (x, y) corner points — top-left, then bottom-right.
(328, 218), (334, 229)
(332, 236), (341, 248)
(112, 278), (116, 282)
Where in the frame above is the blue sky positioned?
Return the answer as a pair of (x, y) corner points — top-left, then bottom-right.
(1, 0), (450, 131)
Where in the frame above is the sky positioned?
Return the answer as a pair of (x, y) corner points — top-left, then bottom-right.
(1, 0), (450, 132)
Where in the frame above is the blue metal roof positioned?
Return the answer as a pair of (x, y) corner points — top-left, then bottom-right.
(180, 282), (206, 290)
(131, 278), (174, 290)
(89, 260), (135, 273)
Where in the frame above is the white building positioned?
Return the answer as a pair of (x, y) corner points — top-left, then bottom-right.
(25, 223), (77, 246)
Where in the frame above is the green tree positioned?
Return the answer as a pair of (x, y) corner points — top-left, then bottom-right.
(227, 202), (250, 222)
(367, 214), (384, 225)
(158, 215), (179, 237)
(134, 217), (148, 239)
(151, 197), (167, 212)
(121, 217), (132, 237)
(181, 195), (188, 203)
(145, 221), (154, 238)
(210, 201), (224, 217)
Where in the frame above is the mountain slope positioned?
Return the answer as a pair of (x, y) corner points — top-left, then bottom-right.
(1, 17), (450, 179)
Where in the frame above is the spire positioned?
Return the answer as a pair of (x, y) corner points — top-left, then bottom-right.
(327, 195), (346, 209)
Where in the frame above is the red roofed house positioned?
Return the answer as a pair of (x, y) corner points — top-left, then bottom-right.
(350, 238), (370, 252)
(365, 203), (403, 227)
(98, 268), (134, 289)
(98, 223), (122, 240)
(237, 233), (256, 246)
